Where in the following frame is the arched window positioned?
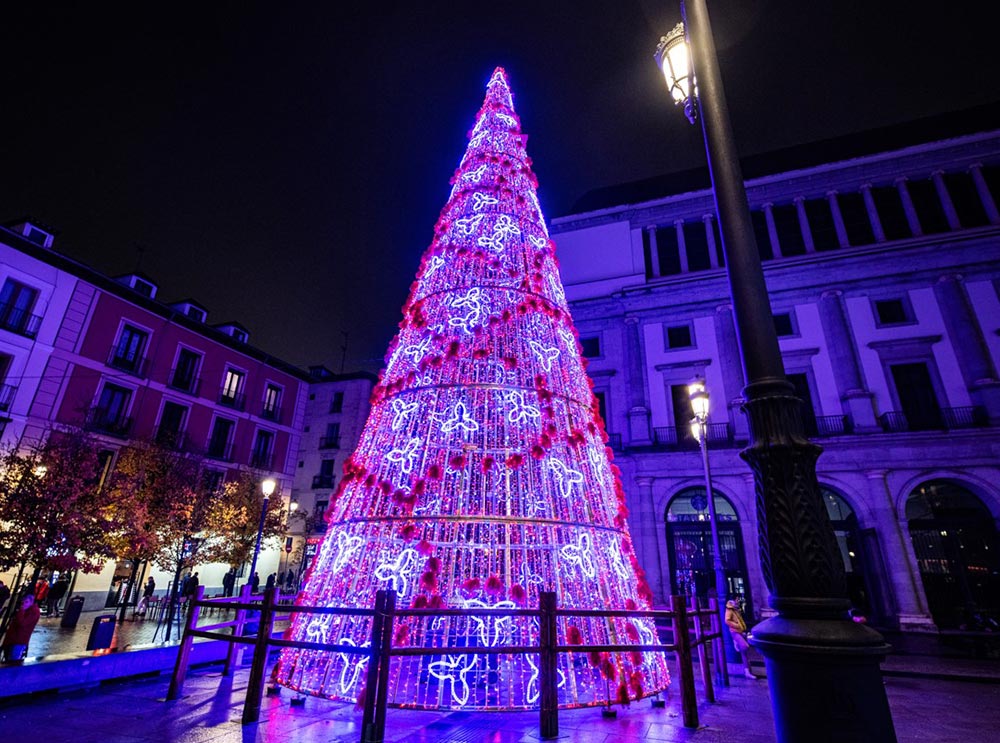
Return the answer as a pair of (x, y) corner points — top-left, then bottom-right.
(820, 487), (876, 621)
(664, 487), (751, 615)
(906, 480), (1000, 629)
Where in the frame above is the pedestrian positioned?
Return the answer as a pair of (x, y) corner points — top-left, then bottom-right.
(251, 572), (260, 594)
(222, 568), (235, 598)
(2, 593), (41, 663)
(0, 579), (10, 614)
(185, 571), (200, 598)
(265, 573), (275, 592)
(46, 574), (70, 617)
(34, 575), (50, 609)
(725, 599), (759, 679)
(285, 570), (296, 591)
(277, 570), (286, 588)
(138, 577), (155, 617)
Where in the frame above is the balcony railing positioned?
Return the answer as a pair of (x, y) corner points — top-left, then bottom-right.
(250, 448), (274, 469)
(653, 422), (732, 449)
(319, 436), (340, 450)
(261, 404), (282, 422)
(880, 406), (989, 433)
(167, 369), (201, 396)
(84, 407), (133, 438)
(218, 389), (246, 411)
(0, 383), (16, 412)
(106, 345), (148, 377)
(0, 304), (42, 339)
(205, 439), (235, 462)
(155, 430), (190, 451)
(606, 432), (622, 450)
(808, 415), (855, 437)
(312, 474), (335, 490)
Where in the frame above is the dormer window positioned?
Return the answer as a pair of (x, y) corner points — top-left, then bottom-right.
(232, 328), (247, 343)
(214, 322), (250, 344)
(115, 273), (158, 299)
(186, 306), (206, 322)
(9, 221), (55, 248)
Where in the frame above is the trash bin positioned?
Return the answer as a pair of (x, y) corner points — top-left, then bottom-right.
(60, 595), (86, 629)
(86, 614), (117, 650)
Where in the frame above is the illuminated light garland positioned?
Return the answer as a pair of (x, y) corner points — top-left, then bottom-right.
(276, 66), (668, 711)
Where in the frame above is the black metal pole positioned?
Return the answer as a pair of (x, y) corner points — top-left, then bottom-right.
(680, 1), (897, 740)
(247, 495), (269, 593)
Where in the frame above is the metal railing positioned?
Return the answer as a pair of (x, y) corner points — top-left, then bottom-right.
(206, 439), (235, 462)
(167, 369), (201, 396)
(106, 345), (148, 377)
(653, 423), (732, 448)
(319, 436), (340, 450)
(218, 389), (246, 411)
(261, 404), (282, 422)
(84, 407), (134, 437)
(250, 448), (273, 469)
(168, 587), (728, 742)
(0, 304), (42, 339)
(879, 406), (989, 433)
(312, 474), (335, 489)
(809, 414), (854, 437)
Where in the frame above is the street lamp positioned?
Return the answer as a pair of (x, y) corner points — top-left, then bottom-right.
(688, 377), (730, 680)
(247, 478), (276, 592)
(655, 3), (897, 741)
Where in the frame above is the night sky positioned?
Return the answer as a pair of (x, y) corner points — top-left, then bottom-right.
(2, 2), (996, 373)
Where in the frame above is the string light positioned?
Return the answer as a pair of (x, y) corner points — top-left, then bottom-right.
(275, 66), (669, 711)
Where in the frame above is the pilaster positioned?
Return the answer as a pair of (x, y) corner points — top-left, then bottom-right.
(794, 196), (815, 253)
(623, 315), (652, 445)
(826, 191), (850, 248)
(861, 183), (886, 242)
(817, 289), (879, 432)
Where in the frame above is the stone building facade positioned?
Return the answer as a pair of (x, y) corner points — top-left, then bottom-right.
(552, 120), (1000, 631)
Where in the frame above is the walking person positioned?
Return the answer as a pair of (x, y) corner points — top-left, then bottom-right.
(222, 568), (235, 598)
(137, 577), (155, 617)
(0, 579), (10, 614)
(46, 574), (70, 617)
(34, 575), (50, 611)
(725, 599), (759, 679)
(251, 572), (260, 594)
(2, 593), (41, 663)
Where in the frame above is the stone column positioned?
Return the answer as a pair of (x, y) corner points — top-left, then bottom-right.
(794, 196), (816, 253)
(624, 315), (652, 445)
(931, 170), (961, 230)
(969, 163), (1000, 225)
(865, 470), (935, 631)
(861, 183), (886, 242)
(826, 191), (850, 248)
(713, 304), (749, 442)
(702, 214), (719, 269)
(762, 202), (782, 258)
(674, 220), (689, 273)
(933, 273), (1000, 423)
(646, 226), (661, 277)
(634, 476), (666, 603)
(895, 177), (923, 237)
(817, 290), (879, 432)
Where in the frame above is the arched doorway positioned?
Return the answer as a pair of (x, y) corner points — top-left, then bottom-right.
(665, 487), (752, 618)
(905, 480), (1000, 629)
(820, 487), (883, 624)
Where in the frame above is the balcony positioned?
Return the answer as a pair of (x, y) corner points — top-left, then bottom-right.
(0, 304), (42, 339)
(653, 422), (733, 450)
(879, 406), (988, 433)
(218, 389), (246, 411)
(155, 429), (190, 451)
(0, 383), (16, 412)
(84, 407), (133, 438)
(205, 439), (234, 462)
(319, 435), (340, 450)
(106, 346), (147, 378)
(312, 474), (335, 490)
(806, 415), (855, 437)
(250, 448), (274, 469)
(261, 403), (282, 422)
(167, 369), (201, 396)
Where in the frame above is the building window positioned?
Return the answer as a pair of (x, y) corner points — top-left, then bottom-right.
(219, 368), (246, 409)
(665, 324), (693, 349)
(593, 391), (608, 424)
(874, 298), (911, 326)
(0, 279), (41, 338)
(313, 459), (336, 489)
(156, 401), (188, 448)
(207, 417), (235, 460)
(88, 383), (133, 436)
(330, 391), (344, 414)
(202, 469), (225, 494)
(251, 429), (275, 468)
(0, 353), (15, 412)
(579, 336), (601, 358)
(170, 348), (201, 394)
(263, 383), (282, 421)
(109, 324), (149, 375)
(320, 422), (341, 449)
(314, 499), (330, 533)
(773, 312), (796, 337)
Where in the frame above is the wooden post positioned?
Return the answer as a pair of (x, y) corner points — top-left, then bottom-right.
(241, 586), (276, 725)
(224, 584), (251, 676)
(538, 591), (559, 740)
(361, 591), (388, 743)
(166, 585), (203, 700)
(371, 590), (396, 743)
(708, 598), (729, 688)
(692, 599), (715, 703)
(670, 595), (698, 729)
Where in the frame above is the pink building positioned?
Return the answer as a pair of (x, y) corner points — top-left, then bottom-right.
(1, 220), (309, 605)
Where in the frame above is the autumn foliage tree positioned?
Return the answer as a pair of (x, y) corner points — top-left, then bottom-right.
(202, 469), (286, 577)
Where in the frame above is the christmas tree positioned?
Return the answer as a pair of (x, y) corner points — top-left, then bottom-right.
(275, 67), (669, 710)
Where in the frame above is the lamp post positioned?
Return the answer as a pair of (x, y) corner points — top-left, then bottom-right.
(247, 478), (276, 593)
(655, 3), (897, 741)
(688, 377), (731, 680)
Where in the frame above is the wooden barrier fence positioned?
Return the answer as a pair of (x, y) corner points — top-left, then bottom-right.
(167, 587), (729, 742)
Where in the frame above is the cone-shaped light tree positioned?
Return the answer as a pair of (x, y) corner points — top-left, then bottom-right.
(276, 68), (669, 710)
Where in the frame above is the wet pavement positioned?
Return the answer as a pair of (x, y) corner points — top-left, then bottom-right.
(0, 660), (997, 742)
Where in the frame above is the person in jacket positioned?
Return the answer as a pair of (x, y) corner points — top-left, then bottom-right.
(137, 577), (156, 617)
(46, 574), (70, 617)
(0, 580), (10, 614)
(2, 593), (42, 663)
(725, 599), (759, 679)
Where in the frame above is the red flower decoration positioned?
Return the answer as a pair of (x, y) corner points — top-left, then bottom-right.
(625, 623), (640, 642)
(629, 651), (643, 666)
(567, 625), (583, 645)
(427, 464), (443, 480)
(625, 599), (638, 611)
(428, 594), (445, 609)
(416, 539), (434, 556)
(394, 625), (411, 645)
(510, 583), (527, 605)
(400, 523), (418, 541)
(600, 658), (617, 681)
(425, 556), (441, 573)
(616, 682), (631, 706)
(420, 571), (437, 592)
(461, 577), (481, 593)
(449, 454), (467, 470)
(412, 595), (428, 609)
(530, 445), (546, 460)
(505, 453), (524, 469)
(485, 574), (503, 596)
(502, 355), (518, 370)
(481, 455), (495, 473)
